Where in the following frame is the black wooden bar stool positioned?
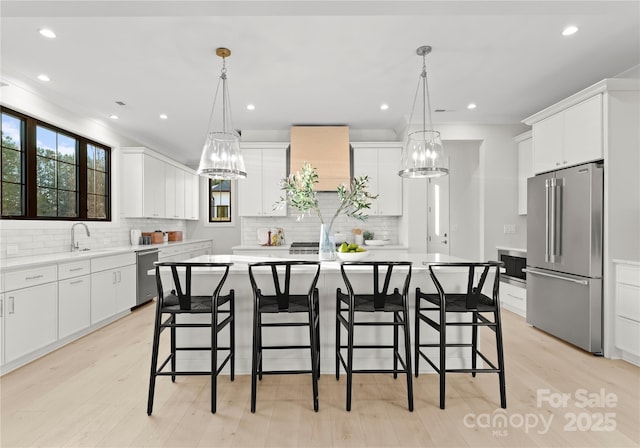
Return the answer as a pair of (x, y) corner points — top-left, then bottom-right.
(248, 261), (321, 413)
(415, 261), (506, 409)
(147, 261), (234, 415)
(336, 261), (413, 411)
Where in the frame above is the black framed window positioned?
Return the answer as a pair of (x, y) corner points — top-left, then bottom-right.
(0, 106), (111, 221)
(208, 178), (231, 222)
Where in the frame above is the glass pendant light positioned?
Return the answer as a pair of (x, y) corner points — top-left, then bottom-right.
(399, 45), (448, 178)
(198, 47), (247, 179)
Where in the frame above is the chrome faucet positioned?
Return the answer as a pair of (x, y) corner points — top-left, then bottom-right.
(71, 222), (91, 251)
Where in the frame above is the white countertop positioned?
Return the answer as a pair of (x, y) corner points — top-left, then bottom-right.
(232, 244), (409, 251)
(0, 239), (213, 272)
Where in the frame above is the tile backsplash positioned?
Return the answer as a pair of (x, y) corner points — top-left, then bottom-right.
(0, 218), (187, 259)
(242, 192), (399, 245)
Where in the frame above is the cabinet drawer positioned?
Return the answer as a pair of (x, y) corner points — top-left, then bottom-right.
(91, 253), (136, 273)
(617, 264), (640, 287)
(616, 283), (640, 322)
(615, 316), (640, 357)
(500, 282), (526, 300)
(58, 260), (91, 280)
(4, 265), (57, 291)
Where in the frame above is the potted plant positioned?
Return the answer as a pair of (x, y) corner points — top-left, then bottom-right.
(275, 162), (377, 260)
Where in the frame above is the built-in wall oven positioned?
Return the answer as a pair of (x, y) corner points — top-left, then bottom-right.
(497, 248), (527, 286)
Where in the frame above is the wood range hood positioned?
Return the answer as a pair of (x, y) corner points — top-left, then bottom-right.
(289, 126), (350, 192)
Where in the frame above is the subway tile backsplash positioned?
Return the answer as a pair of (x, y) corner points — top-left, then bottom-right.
(0, 218), (187, 259)
(242, 192), (399, 245)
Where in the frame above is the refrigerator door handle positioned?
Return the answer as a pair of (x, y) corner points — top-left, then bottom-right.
(523, 268), (589, 285)
(544, 179), (551, 263)
(554, 177), (563, 261)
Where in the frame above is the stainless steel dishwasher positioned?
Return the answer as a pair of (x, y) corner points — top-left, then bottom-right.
(136, 248), (159, 306)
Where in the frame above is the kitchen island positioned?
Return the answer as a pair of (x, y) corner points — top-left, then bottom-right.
(157, 253), (489, 375)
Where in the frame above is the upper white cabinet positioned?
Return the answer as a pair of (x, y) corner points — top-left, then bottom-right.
(528, 94), (603, 174)
(352, 143), (403, 216)
(122, 147), (199, 220)
(515, 131), (533, 215)
(184, 172), (200, 221)
(238, 143), (287, 217)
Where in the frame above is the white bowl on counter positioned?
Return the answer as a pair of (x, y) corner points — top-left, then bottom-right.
(336, 250), (369, 261)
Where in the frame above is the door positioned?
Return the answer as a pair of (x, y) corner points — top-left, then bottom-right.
(58, 275), (91, 339)
(527, 171), (555, 270)
(427, 176), (450, 255)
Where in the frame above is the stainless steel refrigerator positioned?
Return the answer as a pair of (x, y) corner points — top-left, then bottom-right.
(526, 162), (603, 354)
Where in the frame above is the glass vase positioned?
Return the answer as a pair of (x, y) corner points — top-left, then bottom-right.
(319, 224), (336, 261)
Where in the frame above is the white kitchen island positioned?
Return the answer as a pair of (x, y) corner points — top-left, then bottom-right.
(155, 253), (491, 375)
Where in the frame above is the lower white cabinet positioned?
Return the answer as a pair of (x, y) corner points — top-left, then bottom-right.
(499, 281), (526, 317)
(3, 282), (58, 364)
(614, 261), (640, 362)
(91, 265), (136, 324)
(58, 275), (91, 339)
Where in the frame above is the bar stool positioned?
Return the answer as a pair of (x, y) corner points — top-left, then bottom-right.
(147, 261), (234, 415)
(336, 261), (413, 411)
(415, 261), (506, 409)
(248, 261), (321, 413)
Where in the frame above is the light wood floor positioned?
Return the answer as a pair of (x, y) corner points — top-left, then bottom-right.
(1, 301), (638, 448)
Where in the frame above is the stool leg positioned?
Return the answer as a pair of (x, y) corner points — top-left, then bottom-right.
(170, 315), (176, 383)
(471, 311), (478, 378)
(402, 303), (414, 412)
(414, 292), (420, 377)
(147, 307), (163, 416)
(393, 311), (399, 380)
(346, 307), (355, 411)
(230, 292), (235, 382)
(251, 305), (259, 413)
(439, 307), (446, 410)
(258, 313), (264, 381)
(495, 310), (507, 409)
(308, 305), (319, 412)
(211, 304), (218, 414)
(335, 293), (341, 381)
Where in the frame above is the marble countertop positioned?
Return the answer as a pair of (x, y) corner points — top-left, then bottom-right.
(232, 244), (409, 251)
(0, 239), (213, 272)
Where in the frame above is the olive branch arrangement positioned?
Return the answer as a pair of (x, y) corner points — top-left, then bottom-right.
(275, 162), (378, 229)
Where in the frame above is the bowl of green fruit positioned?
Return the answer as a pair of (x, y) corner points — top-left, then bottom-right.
(336, 242), (369, 261)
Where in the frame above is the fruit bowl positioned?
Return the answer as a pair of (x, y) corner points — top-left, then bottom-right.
(336, 250), (369, 262)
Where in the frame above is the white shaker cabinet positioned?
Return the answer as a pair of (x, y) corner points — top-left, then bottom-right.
(58, 260), (91, 339)
(90, 253), (136, 324)
(165, 164), (186, 219)
(184, 172), (200, 220)
(530, 94), (603, 174)
(515, 131), (533, 215)
(614, 261), (640, 363)
(122, 149), (165, 218)
(2, 266), (58, 365)
(352, 143), (403, 216)
(238, 143), (287, 217)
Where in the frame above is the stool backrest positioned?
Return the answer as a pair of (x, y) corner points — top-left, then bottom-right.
(155, 261), (232, 310)
(248, 261), (321, 311)
(427, 261), (503, 308)
(339, 261), (413, 310)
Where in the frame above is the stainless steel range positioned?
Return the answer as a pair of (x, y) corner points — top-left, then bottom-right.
(289, 242), (320, 255)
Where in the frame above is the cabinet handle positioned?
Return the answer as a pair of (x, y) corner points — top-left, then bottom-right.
(69, 267), (84, 272)
(0, 298), (3, 317)
(117, 271), (122, 283)
(25, 274), (44, 281)
(70, 279), (84, 285)
(9, 296), (15, 314)
(506, 293), (524, 301)
(112, 272), (117, 284)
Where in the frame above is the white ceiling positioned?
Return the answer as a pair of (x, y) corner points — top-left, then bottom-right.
(1, 1), (639, 167)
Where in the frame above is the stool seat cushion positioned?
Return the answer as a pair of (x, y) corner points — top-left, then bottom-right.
(257, 294), (310, 313)
(423, 293), (496, 312)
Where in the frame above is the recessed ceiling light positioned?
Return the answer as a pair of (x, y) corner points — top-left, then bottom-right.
(380, 103), (389, 111)
(562, 25), (579, 36)
(246, 104), (255, 111)
(37, 74), (50, 82)
(109, 114), (119, 120)
(467, 103), (477, 110)
(38, 28), (56, 39)
(160, 114), (168, 120)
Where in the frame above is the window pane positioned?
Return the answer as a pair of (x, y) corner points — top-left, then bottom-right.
(57, 134), (77, 164)
(87, 144), (95, 170)
(58, 162), (76, 191)
(95, 147), (106, 171)
(87, 194), (96, 217)
(37, 187), (57, 216)
(58, 190), (77, 217)
(95, 171), (106, 195)
(2, 182), (23, 215)
(95, 195), (106, 219)
(87, 169), (95, 194)
(2, 148), (21, 183)
(1, 113), (22, 150)
(36, 126), (57, 158)
(37, 157), (57, 187)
